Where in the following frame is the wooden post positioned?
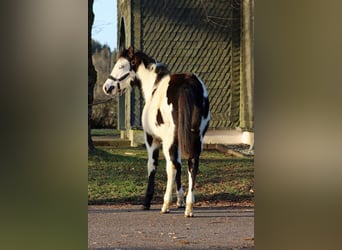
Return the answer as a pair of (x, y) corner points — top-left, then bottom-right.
(240, 0), (254, 130)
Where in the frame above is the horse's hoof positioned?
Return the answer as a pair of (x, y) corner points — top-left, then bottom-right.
(185, 204), (193, 217)
(176, 204), (185, 209)
(161, 202), (170, 214)
(184, 212), (194, 218)
(142, 205), (150, 210)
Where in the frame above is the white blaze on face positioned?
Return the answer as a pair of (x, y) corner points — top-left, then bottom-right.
(102, 57), (134, 96)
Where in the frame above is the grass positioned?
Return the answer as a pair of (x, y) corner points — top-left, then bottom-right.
(91, 129), (120, 137)
(88, 146), (254, 205)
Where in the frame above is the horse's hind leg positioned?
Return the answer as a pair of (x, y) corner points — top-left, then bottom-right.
(170, 143), (185, 208)
(176, 170), (185, 208)
(161, 141), (184, 213)
(185, 134), (202, 217)
(142, 133), (160, 210)
(185, 156), (199, 217)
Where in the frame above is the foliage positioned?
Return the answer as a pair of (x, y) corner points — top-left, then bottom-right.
(88, 147), (254, 205)
(91, 39), (111, 54)
(91, 39), (118, 128)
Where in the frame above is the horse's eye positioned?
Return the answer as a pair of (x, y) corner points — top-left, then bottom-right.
(119, 65), (124, 69)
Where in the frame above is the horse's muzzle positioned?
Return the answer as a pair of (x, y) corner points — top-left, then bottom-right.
(105, 85), (115, 94)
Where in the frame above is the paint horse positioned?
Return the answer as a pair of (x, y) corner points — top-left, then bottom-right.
(102, 46), (210, 217)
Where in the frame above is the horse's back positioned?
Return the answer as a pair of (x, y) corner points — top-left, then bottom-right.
(167, 73), (208, 105)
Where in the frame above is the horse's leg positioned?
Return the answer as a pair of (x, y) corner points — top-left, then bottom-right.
(160, 140), (177, 213)
(185, 134), (202, 217)
(142, 133), (160, 210)
(169, 142), (185, 208)
(184, 156), (199, 217)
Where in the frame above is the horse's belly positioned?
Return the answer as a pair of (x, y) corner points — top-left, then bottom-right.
(142, 105), (175, 140)
(143, 119), (173, 138)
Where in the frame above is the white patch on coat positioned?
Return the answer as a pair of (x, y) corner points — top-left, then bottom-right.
(185, 170), (195, 217)
(176, 187), (185, 207)
(145, 134), (161, 177)
(137, 63), (175, 143)
(194, 74), (210, 150)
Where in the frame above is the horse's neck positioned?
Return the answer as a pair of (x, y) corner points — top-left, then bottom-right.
(136, 65), (156, 101)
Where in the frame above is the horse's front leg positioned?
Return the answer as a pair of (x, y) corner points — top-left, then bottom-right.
(142, 133), (160, 210)
(160, 142), (176, 213)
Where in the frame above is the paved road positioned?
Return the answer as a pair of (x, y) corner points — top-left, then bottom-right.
(88, 204), (254, 250)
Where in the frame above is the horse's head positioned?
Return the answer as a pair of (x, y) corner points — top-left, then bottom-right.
(102, 46), (158, 96)
(102, 47), (135, 96)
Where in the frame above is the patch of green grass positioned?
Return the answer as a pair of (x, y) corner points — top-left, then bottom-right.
(88, 147), (254, 205)
(91, 129), (120, 136)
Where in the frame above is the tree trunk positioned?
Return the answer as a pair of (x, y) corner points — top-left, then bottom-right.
(88, 0), (97, 152)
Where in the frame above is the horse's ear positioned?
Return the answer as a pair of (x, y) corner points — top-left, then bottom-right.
(128, 46), (134, 59)
(118, 46), (124, 55)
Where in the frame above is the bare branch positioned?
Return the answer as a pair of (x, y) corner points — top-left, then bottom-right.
(200, 0), (240, 29)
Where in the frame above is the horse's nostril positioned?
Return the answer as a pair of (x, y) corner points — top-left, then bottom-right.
(107, 85), (115, 93)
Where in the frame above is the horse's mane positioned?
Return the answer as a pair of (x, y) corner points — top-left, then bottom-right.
(134, 51), (171, 83)
(155, 63), (170, 83)
(134, 51), (157, 69)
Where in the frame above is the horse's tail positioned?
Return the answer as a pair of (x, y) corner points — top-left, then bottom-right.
(178, 87), (194, 158)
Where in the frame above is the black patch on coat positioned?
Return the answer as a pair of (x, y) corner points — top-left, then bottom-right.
(156, 109), (164, 126)
(152, 148), (159, 167)
(146, 133), (153, 147)
(166, 73), (204, 107)
(169, 142), (183, 191)
(119, 48), (133, 60)
(130, 77), (141, 90)
(155, 63), (169, 83)
(165, 73), (210, 156)
(166, 73), (206, 129)
(187, 157), (199, 191)
(203, 97), (210, 119)
(143, 148), (159, 209)
(151, 63), (169, 97)
(143, 169), (156, 209)
(132, 51), (156, 72)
